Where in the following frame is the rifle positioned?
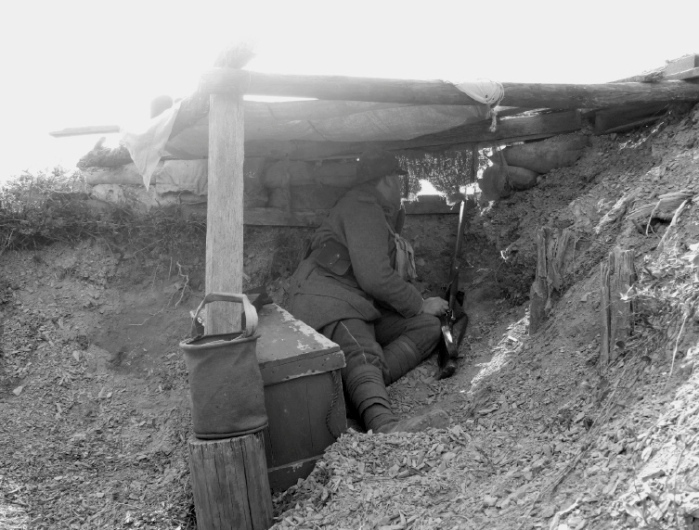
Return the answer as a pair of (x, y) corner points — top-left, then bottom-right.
(437, 198), (469, 380)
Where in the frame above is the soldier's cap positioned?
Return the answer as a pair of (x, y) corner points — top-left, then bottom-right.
(355, 149), (408, 184)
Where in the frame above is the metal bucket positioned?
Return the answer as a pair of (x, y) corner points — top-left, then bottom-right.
(180, 293), (268, 439)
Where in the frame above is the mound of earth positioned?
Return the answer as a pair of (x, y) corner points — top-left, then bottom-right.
(2, 103), (699, 530)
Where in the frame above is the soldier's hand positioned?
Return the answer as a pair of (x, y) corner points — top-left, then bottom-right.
(421, 297), (448, 316)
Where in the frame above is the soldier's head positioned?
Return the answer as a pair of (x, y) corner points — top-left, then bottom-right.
(355, 149), (407, 207)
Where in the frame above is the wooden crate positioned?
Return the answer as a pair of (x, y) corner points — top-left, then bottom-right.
(256, 304), (347, 491)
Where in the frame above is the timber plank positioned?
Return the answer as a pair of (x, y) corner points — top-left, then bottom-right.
(49, 125), (120, 137)
(594, 102), (669, 135)
(242, 201), (460, 228)
(663, 55), (699, 76)
(613, 55), (699, 83)
(664, 67), (699, 82)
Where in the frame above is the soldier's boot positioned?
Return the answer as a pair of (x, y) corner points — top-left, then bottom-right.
(375, 409), (450, 434)
(344, 365), (397, 432)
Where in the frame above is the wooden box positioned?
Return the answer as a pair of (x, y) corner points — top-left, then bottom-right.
(256, 304), (347, 491)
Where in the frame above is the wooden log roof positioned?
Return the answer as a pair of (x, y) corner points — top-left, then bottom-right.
(159, 55), (699, 162)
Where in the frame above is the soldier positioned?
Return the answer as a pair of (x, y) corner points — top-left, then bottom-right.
(288, 149), (449, 433)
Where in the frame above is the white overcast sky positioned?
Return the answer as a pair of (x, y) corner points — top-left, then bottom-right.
(0, 0), (697, 180)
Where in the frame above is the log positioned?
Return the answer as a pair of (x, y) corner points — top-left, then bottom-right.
(200, 68), (699, 110)
(188, 433), (273, 530)
(600, 248), (636, 366)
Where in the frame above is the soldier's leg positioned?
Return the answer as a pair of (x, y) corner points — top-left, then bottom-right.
(374, 312), (441, 385)
(320, 319), (395, 432)
(321, 318), (448, 434)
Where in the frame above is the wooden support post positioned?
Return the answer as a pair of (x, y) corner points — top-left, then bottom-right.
(189, 433), (273, 530)
(205, 90), (244, 333)
(600, 248), (636, 366)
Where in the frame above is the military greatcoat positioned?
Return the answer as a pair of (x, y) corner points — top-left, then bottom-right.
(287, 184), (423, 330)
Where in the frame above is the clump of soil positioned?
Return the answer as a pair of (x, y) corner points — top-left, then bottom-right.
(2, 102), (699, 530)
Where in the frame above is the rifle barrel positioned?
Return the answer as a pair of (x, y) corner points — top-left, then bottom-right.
(452, 199), (466, 269)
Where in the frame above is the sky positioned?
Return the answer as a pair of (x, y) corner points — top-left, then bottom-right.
(0, 0), (697, 182)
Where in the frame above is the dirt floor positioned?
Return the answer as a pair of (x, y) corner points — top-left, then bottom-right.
(2, 103), (699, 530)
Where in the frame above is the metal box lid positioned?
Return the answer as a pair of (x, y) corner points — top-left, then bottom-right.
(256, 304), (345, 386)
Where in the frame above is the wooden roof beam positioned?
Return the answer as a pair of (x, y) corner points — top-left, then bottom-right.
(200, 68), (699, 110)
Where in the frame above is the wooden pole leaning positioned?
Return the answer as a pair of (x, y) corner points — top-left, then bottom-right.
(189, 434), (273, 530)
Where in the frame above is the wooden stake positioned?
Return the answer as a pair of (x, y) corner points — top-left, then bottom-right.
(529, 227), (576, 334)
(188, 433), (273, 530)
(600, 248), (636, 366)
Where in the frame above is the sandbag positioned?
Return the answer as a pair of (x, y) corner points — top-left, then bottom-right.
(502, 135), (589, 174)
(156, 160), (208, 196)
(506, 165), (540, 190)
(479, 163), (540, 200)
(85, 160), (209, 197)
(84, 163), (143, 186)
